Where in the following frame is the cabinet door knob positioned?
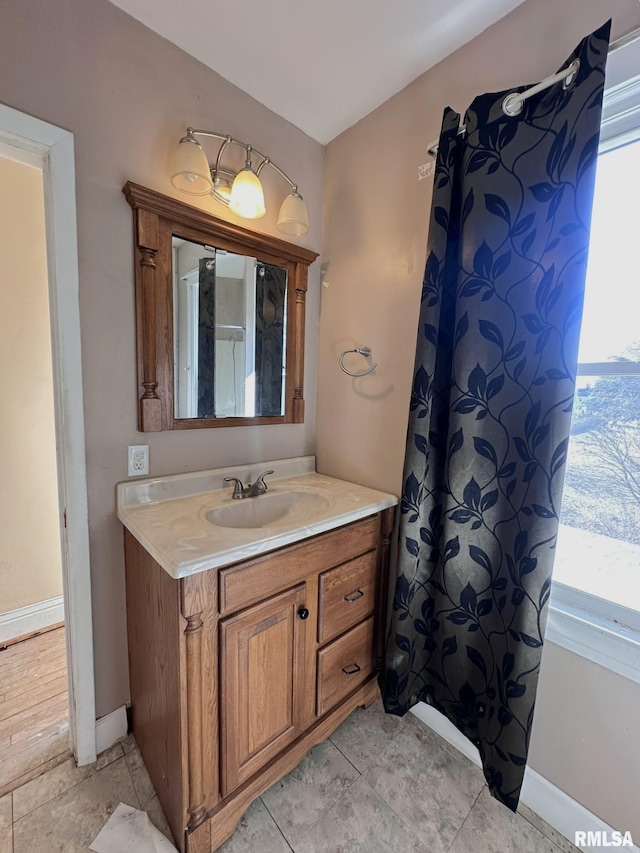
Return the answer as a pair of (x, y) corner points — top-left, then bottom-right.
(298, 607), (309, 620)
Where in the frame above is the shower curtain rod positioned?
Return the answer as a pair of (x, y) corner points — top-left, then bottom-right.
(426, 59), (577, 156)
(426, 26), (640, 158)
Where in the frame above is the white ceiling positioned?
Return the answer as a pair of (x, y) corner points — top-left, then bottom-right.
(110, 0), (527, 144)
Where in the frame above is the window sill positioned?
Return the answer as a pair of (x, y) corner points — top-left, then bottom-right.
(547, 582), (640, 685)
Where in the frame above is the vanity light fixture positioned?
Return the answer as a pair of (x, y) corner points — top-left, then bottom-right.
(169, 128), (309, 236)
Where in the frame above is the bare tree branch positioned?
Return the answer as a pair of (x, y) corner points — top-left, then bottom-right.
(589, 425), (640, 506)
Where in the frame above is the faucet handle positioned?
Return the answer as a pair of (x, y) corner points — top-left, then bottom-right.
(224, 476), (245, 499)
(254, 469), (274, 492)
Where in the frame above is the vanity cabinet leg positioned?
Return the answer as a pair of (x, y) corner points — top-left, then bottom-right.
(185, 816), (211, 853)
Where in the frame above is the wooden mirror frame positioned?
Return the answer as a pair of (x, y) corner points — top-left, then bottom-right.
(123, 182), (318, 431)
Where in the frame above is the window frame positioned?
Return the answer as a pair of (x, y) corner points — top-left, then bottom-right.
(546, 55), (640, 683)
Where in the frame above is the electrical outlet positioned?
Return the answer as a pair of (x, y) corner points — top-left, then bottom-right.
(128, 444), (149, 477)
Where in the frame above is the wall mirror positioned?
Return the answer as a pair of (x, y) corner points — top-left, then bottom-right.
(123, 183), (318, 431)
(173, 238), (288, 420)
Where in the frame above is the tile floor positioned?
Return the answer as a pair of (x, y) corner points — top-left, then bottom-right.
(0, 700), (578, 852)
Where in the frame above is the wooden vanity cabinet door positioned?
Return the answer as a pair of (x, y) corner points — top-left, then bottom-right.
(219, 584), (308, 796)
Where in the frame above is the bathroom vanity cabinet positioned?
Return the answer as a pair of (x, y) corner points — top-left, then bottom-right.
(124, 507), (394, 852)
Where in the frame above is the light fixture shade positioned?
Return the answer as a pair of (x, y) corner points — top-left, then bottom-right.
(169, 137), (212, 195)
(229, 168), (266, 219)
(277, 192), (309, 236)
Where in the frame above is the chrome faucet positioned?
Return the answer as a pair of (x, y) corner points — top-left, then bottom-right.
(224, 469), (274, 499)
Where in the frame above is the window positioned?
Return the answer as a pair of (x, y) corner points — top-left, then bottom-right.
(545, 46), (640, 681)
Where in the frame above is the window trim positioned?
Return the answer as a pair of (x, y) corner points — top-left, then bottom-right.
(548, 53), (640, 679)
(577, 363), (640, 376)
(600, 73), (640, 151)
(547, 584), (640, 685)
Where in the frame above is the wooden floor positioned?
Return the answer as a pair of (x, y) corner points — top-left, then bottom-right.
(0, 627), (70, 797)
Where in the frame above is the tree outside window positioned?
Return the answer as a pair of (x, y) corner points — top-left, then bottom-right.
(555, 137), (640, 609)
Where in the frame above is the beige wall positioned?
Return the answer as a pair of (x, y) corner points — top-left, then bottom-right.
(534, 642), (640, 839)
(0, 156), (63, 616)
(317, 0), (640, 837)
(0, 0), (323, 715)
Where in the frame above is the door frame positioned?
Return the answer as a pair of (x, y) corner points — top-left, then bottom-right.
(0, 103), (96, 765)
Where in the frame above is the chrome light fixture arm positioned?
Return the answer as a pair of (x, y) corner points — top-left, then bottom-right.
(172, 127), (309, 235)
(188, 128), (298, 193)
(213, 135), (232, 175)
(255, 156), (297, 191)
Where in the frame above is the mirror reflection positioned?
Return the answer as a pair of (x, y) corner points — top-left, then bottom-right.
(172, 237), (288, 419)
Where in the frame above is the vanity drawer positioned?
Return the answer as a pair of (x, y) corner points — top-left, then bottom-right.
(219, 515), (379, 615)
(316, 617), (374, 717)
(318, 551), (377, 644)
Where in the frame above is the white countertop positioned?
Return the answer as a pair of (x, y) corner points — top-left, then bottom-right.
(117, 456), (397, 579)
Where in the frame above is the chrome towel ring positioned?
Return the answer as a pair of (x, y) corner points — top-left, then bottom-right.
(339, 346), (377, 377)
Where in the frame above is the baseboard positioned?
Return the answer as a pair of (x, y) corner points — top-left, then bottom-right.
(410, 702), (639, 852)
(522, 767), (639, 852)
(410, 702), (483, 767)
(0, 595), (65, 644)
(95, 705), (128, 757)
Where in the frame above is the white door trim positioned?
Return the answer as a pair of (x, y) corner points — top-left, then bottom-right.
(0, 103), (97, 766)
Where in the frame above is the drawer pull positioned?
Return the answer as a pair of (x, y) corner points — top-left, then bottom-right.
(341, 663), (361, 675)
(343, 589), (364, 603)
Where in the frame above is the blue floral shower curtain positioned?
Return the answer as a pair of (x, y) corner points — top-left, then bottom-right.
(379, 22), (610, 811)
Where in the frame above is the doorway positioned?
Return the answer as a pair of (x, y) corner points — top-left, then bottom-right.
(0, 147), (70, 793)
(0, 104), (96, 778)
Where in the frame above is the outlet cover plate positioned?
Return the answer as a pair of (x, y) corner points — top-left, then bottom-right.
(128, 445), (149, 477)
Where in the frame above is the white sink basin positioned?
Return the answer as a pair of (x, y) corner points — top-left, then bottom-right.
(206, 491), (330, 530)
(117, 459), (399, 577)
